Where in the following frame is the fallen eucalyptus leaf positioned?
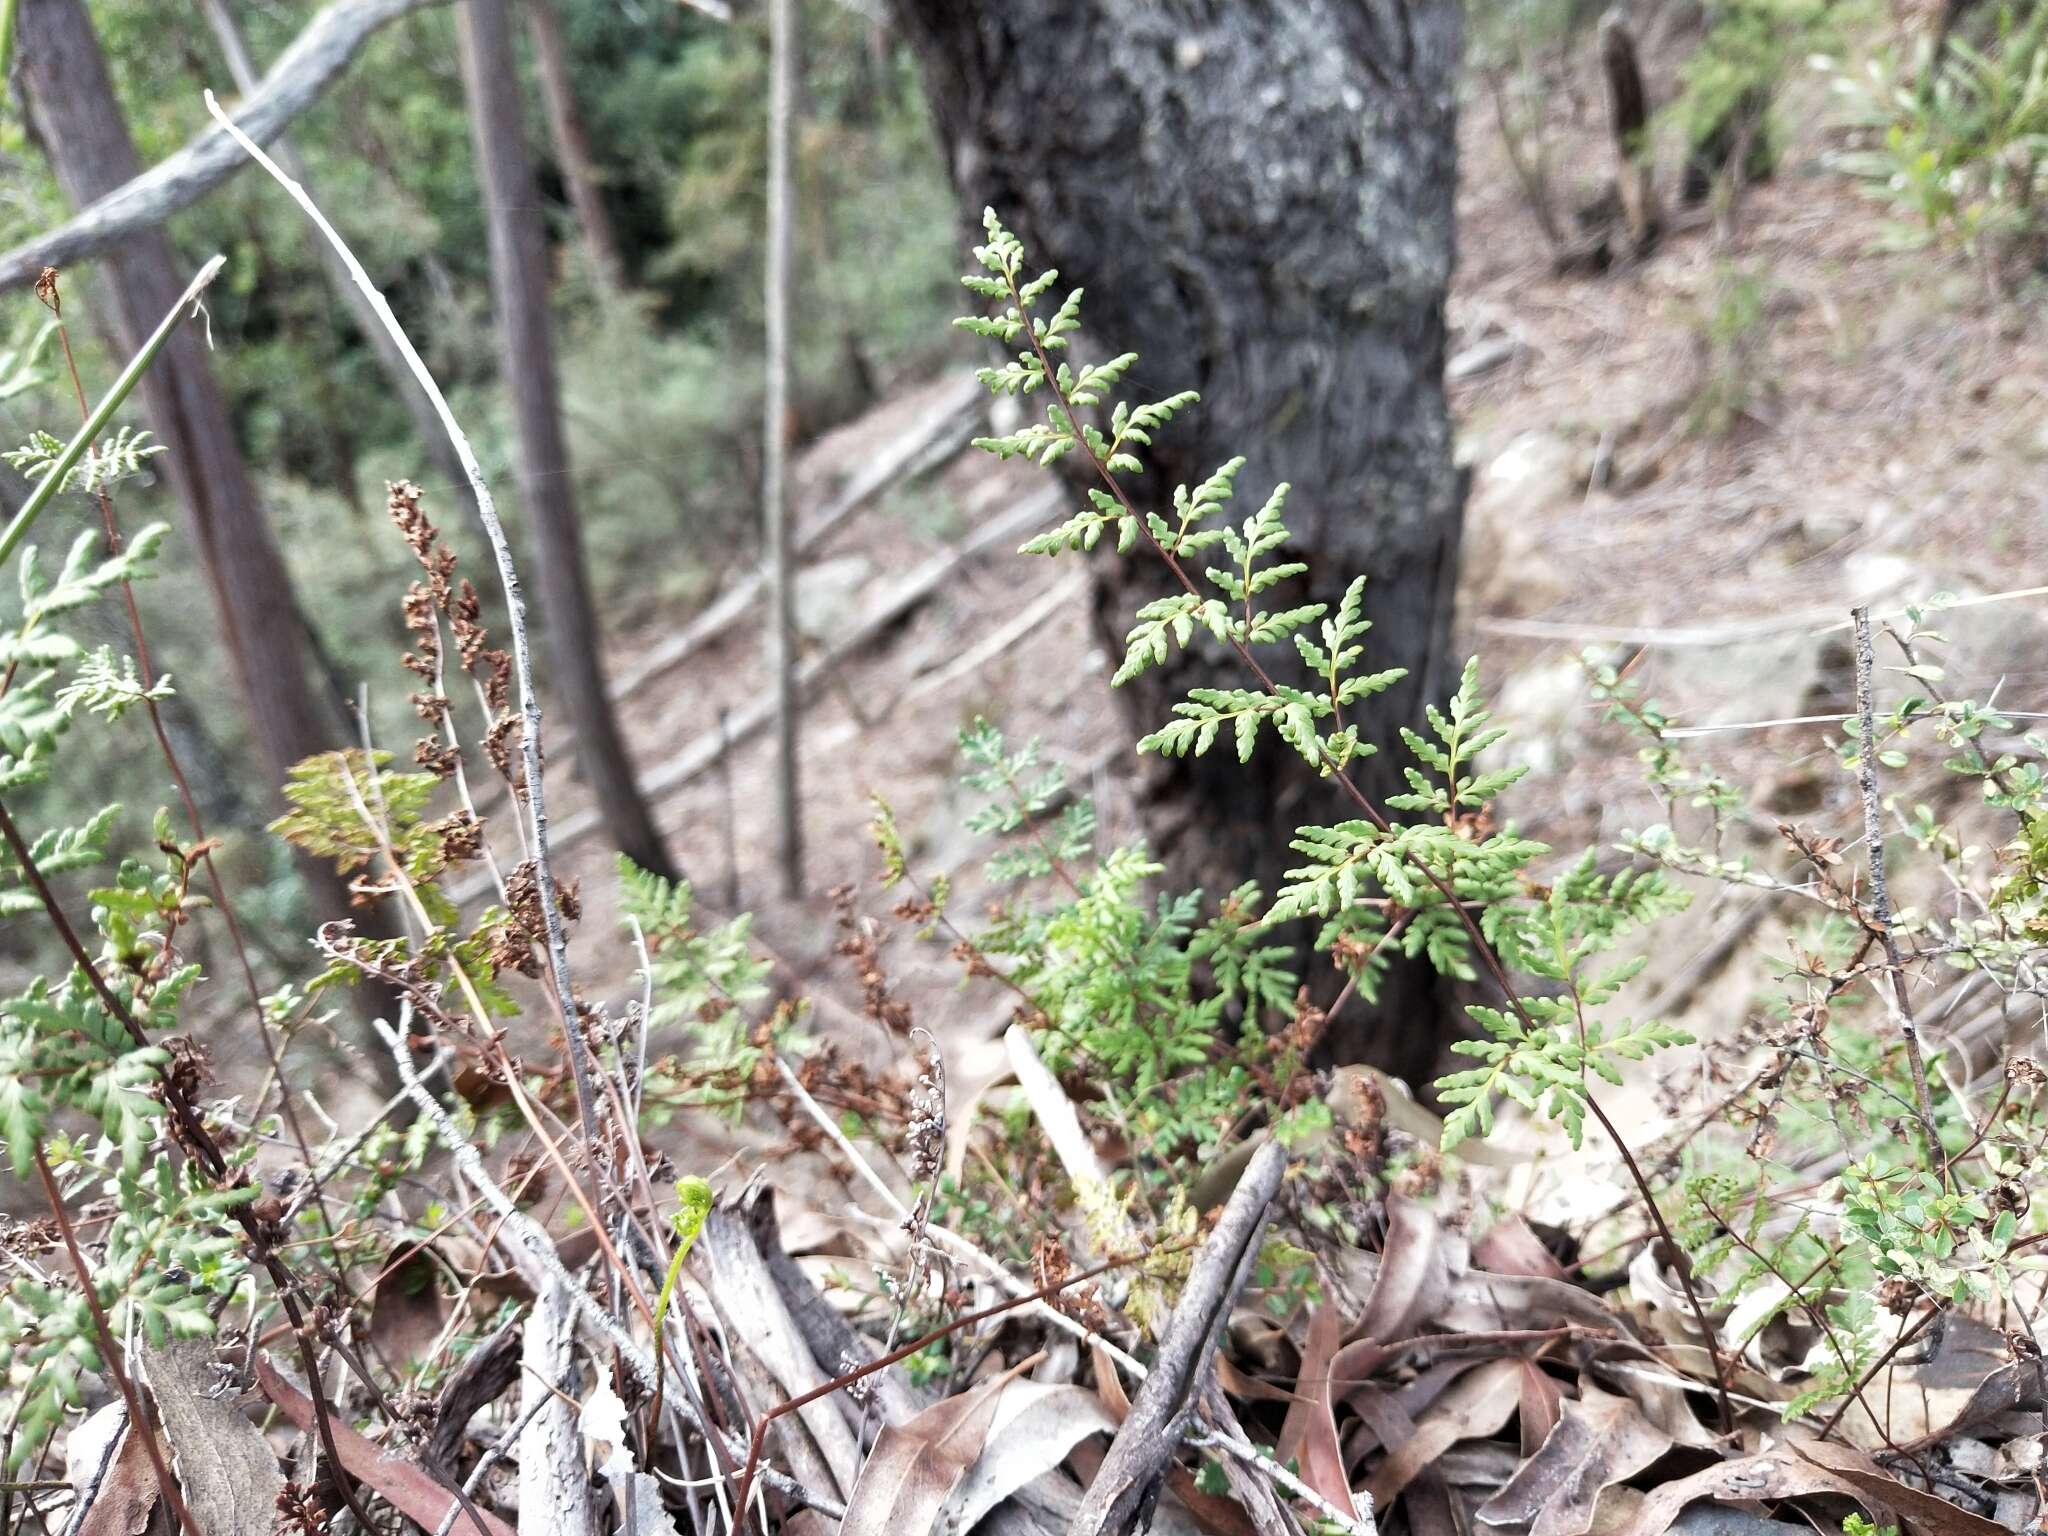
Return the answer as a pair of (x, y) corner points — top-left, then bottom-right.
(940, 1380), (1116, 1534)
(1364, 1356), (1522, 1507)
(1478, 1386), (1673, 1536)
(839, 1359), (1032, 1536)
(1275, 1303), (1363, 1522)
(138, 1338), (280, 1536)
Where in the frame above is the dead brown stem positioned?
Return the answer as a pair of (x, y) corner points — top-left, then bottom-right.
(32, 1146), (195, 1536)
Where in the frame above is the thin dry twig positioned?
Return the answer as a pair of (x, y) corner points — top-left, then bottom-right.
(1851, 604), (1945, 1170)
(370, 1016), (660, 1392)
(204, 91), (607, 1162)
(770, 1053), (1147, 1378)
(31, 1150), (196, 1536)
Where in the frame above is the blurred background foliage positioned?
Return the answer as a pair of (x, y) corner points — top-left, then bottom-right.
(0, 0), (963, 947)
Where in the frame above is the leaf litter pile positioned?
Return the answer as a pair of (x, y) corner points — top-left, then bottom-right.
(25, 1005), (2046, 1536)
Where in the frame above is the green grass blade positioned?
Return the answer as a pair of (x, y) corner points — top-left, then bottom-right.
(0, 253), (225, 568)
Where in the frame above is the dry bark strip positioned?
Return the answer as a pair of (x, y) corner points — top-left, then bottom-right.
(1068, 1139), (1288, 1536)
(426, 1322), (523, 1475)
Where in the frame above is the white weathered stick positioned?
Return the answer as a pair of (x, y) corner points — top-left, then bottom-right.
(1005, 1024), (1145, 1265)
(1004, 1023), (1105, 1186)
(207, 93), (604, 1148)
(519, 1281), (594, 1536)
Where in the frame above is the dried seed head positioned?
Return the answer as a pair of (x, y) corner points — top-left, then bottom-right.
(905, 1027), (946, 1184)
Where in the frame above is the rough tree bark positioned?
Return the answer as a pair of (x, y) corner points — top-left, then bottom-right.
(454, 0), (678, 881)
(892, 1), (1467, 1080)
(15, 0), (339, 798)
(522, 0), (628, 295)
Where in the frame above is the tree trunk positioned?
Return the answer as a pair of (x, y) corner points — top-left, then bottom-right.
(1599, 10), (1660, 257)
(15, 0), (339, 799)
(198, 0), (475, 512)
(522, 0), (629, 295)
(891, 0), (1467, 1082)
(454, 0), (678, 881)
(763, 0), (803, 899)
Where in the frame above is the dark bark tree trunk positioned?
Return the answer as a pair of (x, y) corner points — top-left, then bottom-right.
(891, 0), (1467, 1082)
(1599, 11), (1660, 256)
(455, 0), (679, 881)
(15, 0), (339, 797)
(522, 0), (629, 295)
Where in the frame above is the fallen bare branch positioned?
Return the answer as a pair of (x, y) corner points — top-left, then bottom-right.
(0, 0), (446, 292)
(604, 378), (981, 706)
(486, 485), (1061, 871)
(1069, 1140), (1291, 1536)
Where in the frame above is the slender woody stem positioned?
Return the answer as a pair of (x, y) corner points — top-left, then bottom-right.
(205, 93), (608, 1163)
(32, 1149), (195, 1536)
(1851, 604), (1946, 1175)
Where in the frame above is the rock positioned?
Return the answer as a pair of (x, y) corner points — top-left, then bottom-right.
(1947, 1437), (1995, 1476)
(1672, 1505), (1808, 1536)
(795, 554), (874, 641)
(1993, 1489), (2039, 1531)
(1463, 430), (1580, 615)
(1492, 657), (1589, 777)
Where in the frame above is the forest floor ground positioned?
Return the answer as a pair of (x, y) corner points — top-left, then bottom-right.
(444, 54), (2048, 1201)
